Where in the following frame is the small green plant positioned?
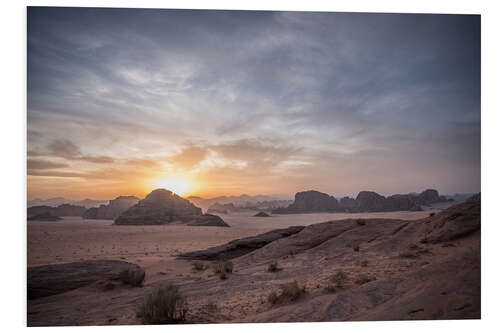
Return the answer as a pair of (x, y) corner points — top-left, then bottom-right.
(192, 261), (207, 271)
(267, 261), (281, 272)
(136, 284), (188, 324)
(268, 280), (306, 306)
(355, 274), (376, 285)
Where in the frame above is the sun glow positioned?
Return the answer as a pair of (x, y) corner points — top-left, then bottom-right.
(152, 177), (194, 196)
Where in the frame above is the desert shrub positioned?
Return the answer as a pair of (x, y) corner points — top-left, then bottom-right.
(203, 300), (218, 313)
(119, 268), (145, 287)
(353, 244), (360, 252)
(399, 251), (419, 258)
(267, 261), (281, 272)
(218, 271), (227, 280)
(429, 212), (436, 217)
(269, 280), (306, 305)
(267, 291), (279, 304)
(213, 261), (233, 274)
(136, 284), (188, 324)
(360, 260), (369, 267)
(356, 219), (366, 226)
(325, 270), (348, 293)
(192, 261), (207, 271)
(355, 274), (376, 285)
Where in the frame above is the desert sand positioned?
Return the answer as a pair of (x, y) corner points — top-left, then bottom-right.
(27, 206), (472, 326)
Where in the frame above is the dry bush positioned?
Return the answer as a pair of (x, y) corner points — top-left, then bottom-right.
(119, 268), (145, 287)
(267, 261), (281, 272)
(192, 262), (207, 271)
(136, 284), (188, 324)
(355, 274), (376, 285)
(268, 280), (306, 305)
(353, 244), (360, 252)
(360, 260), (369, 267)
(356, 219), (366, 226)
(324, 270), (348, 293)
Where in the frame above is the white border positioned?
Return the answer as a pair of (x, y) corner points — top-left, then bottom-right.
(2, 0), (500, 332)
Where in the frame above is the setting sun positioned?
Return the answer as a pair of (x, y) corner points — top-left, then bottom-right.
(152, 177), (193, 196)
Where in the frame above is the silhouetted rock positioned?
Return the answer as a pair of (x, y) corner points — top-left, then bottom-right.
(273, 190), (340, 213)
(415, 189), (450, 206)
(27, 212), (62, 221)
(27, 260), (145, 299)
(466, 193), (481, 203)
(254, 211), (271, 217)
(114, 189), (228, 226)
(83, 196), (140, 220)
(206, 202), (235, 214)
(385, 194), (422, 211)
(354, 191), (388, 212)
(339, 196), (357, 212)
(28, 204), (86, 218)
(177, 226), (305, 260)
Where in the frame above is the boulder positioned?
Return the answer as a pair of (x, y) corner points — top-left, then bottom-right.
(27, 212), (62, 221)
(27, 260), (145, 299)
(254, 211), (271, 217)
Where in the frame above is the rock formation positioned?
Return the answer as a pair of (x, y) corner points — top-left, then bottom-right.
(27, 204), (87, 218)
(254, 211), (271, 217)
(28, 260), (145, 299)
(273, 189), (450, 214)
(27, 212), (62, 221)
(82, 196), (140, 220)
(177, 226), (305, 260)
(466, 193), (481, 203)
(206, 202), (235, 214)
(114, 189), (228, 226)
(273, 190), (340, 213)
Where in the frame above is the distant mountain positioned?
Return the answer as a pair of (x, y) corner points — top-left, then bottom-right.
(28, 198), (111, 208)
(187, 194), (289, 211)
(445, 193), (476, 202)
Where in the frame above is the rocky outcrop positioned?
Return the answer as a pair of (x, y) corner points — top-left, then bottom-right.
(414, 189), (451, 206)
(82, 196), (140, 220)
(28, 204), (87, 218)
(114, 189), (228, 226)
(273, 190), (340, 214)
(466, 193), (481, 203)
(27, 212), (62, 221)
(177, 226), (305, 260)
(206, 202), (235, 214)
(27, 260), (145, 299)
(273, 189), (451, 214)
(254, 211), (271, 217)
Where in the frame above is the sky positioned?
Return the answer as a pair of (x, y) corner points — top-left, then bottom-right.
(27, 7), (481, 200)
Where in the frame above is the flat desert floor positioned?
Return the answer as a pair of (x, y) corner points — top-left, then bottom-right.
(28, 209), (441, 269)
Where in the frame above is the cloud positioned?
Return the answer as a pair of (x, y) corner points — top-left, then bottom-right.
(27, 159), (69, 170)
(30, 139), (115, 164)
(26, 8), (481, 198)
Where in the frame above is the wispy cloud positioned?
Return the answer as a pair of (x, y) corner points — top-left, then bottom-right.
(27, 8), (480, 199)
